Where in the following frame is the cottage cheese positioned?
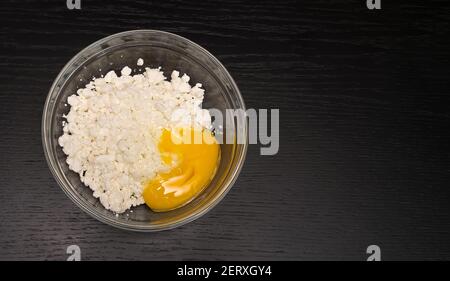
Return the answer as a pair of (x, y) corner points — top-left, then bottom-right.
(58, 62), (211, 213)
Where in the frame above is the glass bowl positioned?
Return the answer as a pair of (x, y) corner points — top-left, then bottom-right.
(42, 30), (248, 231)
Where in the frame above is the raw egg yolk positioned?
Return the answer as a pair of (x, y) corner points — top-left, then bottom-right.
(143, 127), (220, 212)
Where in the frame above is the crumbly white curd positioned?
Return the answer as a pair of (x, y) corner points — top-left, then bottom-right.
(58, 60), (212, 213)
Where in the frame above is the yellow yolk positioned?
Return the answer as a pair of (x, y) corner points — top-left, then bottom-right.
(143, 127), (220, 212)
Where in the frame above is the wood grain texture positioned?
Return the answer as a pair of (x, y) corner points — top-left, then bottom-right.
(1, 0), (450, 260)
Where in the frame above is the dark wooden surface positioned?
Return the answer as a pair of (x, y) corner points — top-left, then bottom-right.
(1, 0), (450, 260)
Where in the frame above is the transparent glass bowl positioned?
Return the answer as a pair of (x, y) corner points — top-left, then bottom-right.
(42, 30), (248, 231)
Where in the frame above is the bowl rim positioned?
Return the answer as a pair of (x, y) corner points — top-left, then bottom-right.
(41, 29), (248, 232)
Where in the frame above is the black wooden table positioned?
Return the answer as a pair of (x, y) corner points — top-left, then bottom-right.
(1, 0), (450, 260)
